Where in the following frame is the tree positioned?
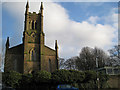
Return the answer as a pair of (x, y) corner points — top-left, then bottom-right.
(84, 70), (97, 82)
(98, 72), (109, 88)
(59, 58), (65, 69)
(64, 57), (77, 70)
(78, 47), (95, 70)
(93, 47), (109, 68)
(2, 70), (22, 88)
(0, 46), (5, 72)
(108, 45), (120, 66)
(76, 47), (109, 71)
(61, 47), (109, 71)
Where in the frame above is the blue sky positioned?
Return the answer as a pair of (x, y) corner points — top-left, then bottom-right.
(59, 2), (118, 24)
(2, 3), (24, 49)
(2, 2), (118, 59)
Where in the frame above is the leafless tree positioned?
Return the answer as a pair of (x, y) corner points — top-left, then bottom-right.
(64, 56), (78, 70)
(76, 47), (109, 70)
(108, 45), (120, 66)
(59, 47), (110, 71)
(59, 58), (65, 69)
(76, 47), (96, 70)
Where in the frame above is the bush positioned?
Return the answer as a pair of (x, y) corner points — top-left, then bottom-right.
(2, 70), (109, 89)
(84, 70), (97, 82)
(2, 71), (22, 88)
(79, 71), (110, 89)
(69, 70), (85, 83)
(33, 70), (51, 83)
(52, 69), (70, 83)
(52, 69), (85, 84)
(99, 72), (109, 88)
(78, 70), (97, 89)
(19, 73), (33, 88)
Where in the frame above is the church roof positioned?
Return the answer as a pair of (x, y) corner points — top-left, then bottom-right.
(8, 44), (23, 54)
(44, 45), (56, 56)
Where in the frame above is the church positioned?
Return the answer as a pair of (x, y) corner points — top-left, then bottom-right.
(4, 2), (59, 74)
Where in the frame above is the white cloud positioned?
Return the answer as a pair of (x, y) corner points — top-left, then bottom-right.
(88, 16), (100, 24)
(103, 8), (118, 45)
(44, 2), (70, 33)
(104, 8), (118, 27)
(2, 2), (118, 59)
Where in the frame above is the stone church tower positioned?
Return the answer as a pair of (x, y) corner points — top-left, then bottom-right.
(4, 2), (59, 73)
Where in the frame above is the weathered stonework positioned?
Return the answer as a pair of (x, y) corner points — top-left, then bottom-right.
(4, 2), (59, 74)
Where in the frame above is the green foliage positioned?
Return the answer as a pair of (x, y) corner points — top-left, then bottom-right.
(19, 73), (33, 88)
(23, 73), (33, 83)
(33, 70), (51, 83)
(2, 71), (22, 88)
(79, 80), (97, 89)
(52, 69), (85, 84)
(52, 69), (72, 83)
(84, 70), (97, 82)
(2, 70), (109, 89)
(99, 72), (109, 88)
(78, 70), (97, 89)
(69, 70), (85, 83)
(79, 71), (109, 89)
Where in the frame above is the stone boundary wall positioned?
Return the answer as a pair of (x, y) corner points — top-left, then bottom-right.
(107, 75), (120, 88)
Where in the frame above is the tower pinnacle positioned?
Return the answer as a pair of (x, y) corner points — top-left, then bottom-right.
(25, 1), (29, 14)
(55, 40), (58, 49)
(6, 37), (9, 49)
(55, 40), (59, 69)
(40, 2), (43, 16)
(41, 2), (43, 9)
(26, 1), (29, 8)
(40, 2), (44, 34)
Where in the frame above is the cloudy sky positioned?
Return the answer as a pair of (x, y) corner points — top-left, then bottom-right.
(1, 1), (119, 59)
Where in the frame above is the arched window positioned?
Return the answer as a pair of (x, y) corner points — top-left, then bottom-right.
(34, 51), (36, 60)
(14, 59), (17, 71)
(35, 22), (37, 29)
(30, 20), (32, 29)
(31, 50), (34, 60)
(30, 48), (36, 61)
(32, 20), (34, 30)
(49, 59), (52, 72)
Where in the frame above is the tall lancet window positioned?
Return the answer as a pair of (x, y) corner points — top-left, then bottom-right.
(49, 59), (52, 72)
(31, 50), (34, 61)
(30, 49), (36, 61)
(14, 59), (17, 71)
(32, 20), (34, 30)
(34, 51), (36, 61)
(30, 21), (32, 29)
(35, 22), (37, 30)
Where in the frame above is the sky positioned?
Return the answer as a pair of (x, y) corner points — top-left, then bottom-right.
(1, 1), (119, 60)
